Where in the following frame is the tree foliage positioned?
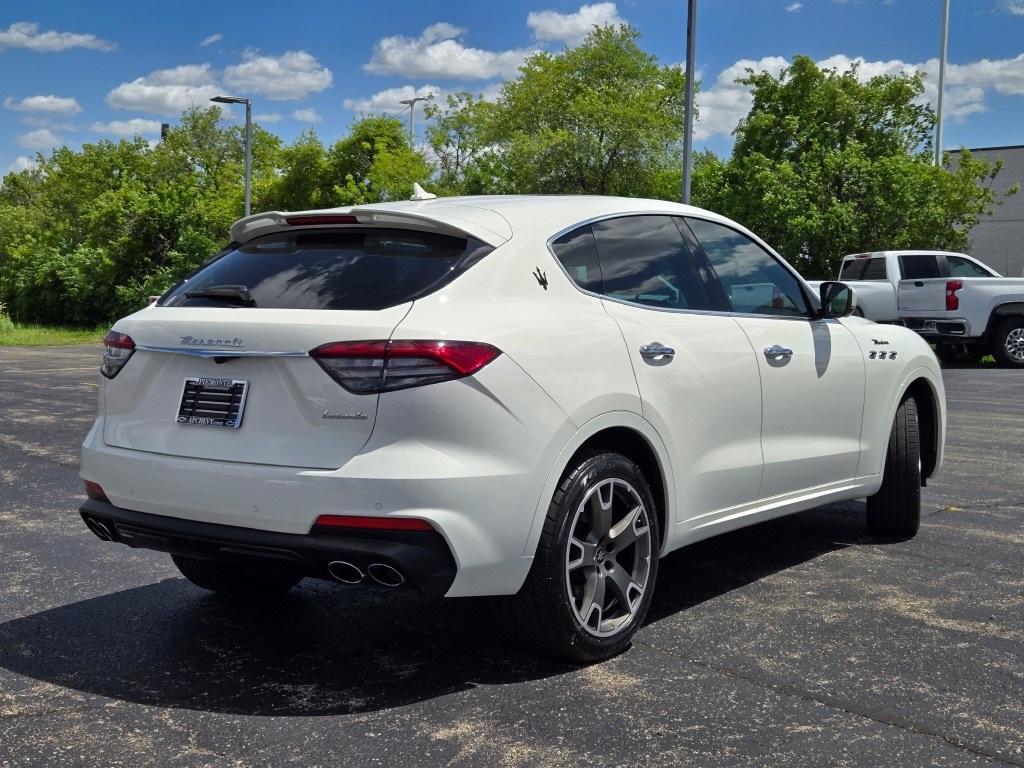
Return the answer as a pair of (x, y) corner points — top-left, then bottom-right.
(693, 56), (1015, 277)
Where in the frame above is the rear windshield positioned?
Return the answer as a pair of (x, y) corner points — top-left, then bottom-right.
(160, 229), (492, 310)
(840, 257), (887, 281)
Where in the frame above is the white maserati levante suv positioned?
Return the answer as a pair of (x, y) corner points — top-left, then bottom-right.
(80, 195), (945, 661)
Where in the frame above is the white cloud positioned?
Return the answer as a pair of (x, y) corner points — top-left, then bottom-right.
(526, 2), (624, 45)
(254, 112), (283, 123)
(16, 128), (61, 150)
(343, 84), (444, 114)
(364, 23), (533, 80)
(694, 52), (1024, 141)
(106, 63), (221, 116)
(8, 155), (38, 173)
(997, 0), (1024, 15)
(785, 2), (803, 12)
(291, 108), (322, 123)
(223, 50), (332, 100)
(3, 95), (81, 115)
(199, 33), (223, 47)
(90, 118), (163, 137)
(0, 21), (115, 52)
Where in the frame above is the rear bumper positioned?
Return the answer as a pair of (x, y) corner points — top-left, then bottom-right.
(902, 317), (972, 338)
(80, 498), (457, 595)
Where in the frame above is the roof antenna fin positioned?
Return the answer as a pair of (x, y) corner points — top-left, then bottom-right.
(410, 183), (436, 201)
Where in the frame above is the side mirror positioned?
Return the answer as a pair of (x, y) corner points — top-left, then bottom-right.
(818, 281), (857, 319)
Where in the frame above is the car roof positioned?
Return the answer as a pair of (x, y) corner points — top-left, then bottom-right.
(842, 250), (971, 259)
(230, 195), (745, 247)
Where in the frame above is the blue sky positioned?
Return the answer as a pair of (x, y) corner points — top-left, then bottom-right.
(3, 0), (1023, 173)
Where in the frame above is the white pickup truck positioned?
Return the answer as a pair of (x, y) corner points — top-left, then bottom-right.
(809, 250), (1024, 367)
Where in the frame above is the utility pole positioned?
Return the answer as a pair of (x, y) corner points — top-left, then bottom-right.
(681, 0), (697, 204)
(398, 96), (428, 144)
(935, 0), (950, 167)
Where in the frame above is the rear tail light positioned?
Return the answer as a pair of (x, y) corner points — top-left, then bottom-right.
(945, 280), (963, 311)
(84, 480), (109, 502)
(100, 331), (135, 379)
(313, 514), (434, 532)
(310, 340), (501, 394)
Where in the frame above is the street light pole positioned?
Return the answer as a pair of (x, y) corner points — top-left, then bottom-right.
(935, 0), (950, 167)
(398, 96), (428, 144)
(210, 95), (253, 217)
(681, 0), (697, 204)
(244, 99), (252, 217)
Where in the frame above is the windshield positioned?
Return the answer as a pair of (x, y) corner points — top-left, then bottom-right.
(160, 228), (492, 310)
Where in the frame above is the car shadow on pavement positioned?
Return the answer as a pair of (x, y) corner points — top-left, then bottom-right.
(0, 501), (874, 717)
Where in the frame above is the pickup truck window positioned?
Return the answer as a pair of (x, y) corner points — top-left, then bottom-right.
(840, 257), (887, 281)
(899, 254), (941, 280)
(686, 218), (809, 317)
(947, 255), (995, 278)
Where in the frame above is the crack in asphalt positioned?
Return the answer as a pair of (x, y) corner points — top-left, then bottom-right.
(636, 641), (1024, 768)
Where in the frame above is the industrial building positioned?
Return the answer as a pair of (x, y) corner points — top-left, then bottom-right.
(951, 145), (1024, 277)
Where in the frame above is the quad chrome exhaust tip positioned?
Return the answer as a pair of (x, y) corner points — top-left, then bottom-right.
(367, 563), (405, 587)
(327, 560), (364, 585)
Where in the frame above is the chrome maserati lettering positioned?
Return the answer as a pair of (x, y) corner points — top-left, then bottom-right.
(322, 409), (368, 420)
(179, 335), (244, 348)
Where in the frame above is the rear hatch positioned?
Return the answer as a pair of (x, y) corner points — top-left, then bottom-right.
(102, 226), (492, 470)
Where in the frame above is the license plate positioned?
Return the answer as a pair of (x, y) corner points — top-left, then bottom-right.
(176, 377), (249, 428)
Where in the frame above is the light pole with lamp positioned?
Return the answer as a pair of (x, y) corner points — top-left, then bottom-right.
(211, 95), (252, 217)
(398, 95), (428, 144)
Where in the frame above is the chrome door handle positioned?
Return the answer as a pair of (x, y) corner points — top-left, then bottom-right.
(763, 344), (794, 360)
(640, 343), (675, 360)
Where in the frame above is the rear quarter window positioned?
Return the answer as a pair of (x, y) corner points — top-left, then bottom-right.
(160, 229), (491, 311)
(899, 254), (941, 280)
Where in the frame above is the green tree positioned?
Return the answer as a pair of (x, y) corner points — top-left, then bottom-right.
(694, 55), (1015, 277)
(427, 25), (687, 197)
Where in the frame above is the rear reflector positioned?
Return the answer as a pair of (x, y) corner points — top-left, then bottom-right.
(100, 331), (136, 379)
(313, 515), (434, 532)
(310, 340), (501, 394)
(84, 480), (109, 502)
(285, 215), (359, 226)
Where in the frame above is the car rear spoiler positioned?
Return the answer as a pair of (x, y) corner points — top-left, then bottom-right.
(229, 204), (513, 248)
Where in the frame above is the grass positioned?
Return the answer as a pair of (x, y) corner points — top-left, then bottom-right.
(0, 321), (106, 346)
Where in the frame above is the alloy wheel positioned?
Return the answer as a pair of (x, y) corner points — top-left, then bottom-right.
(564, 478), (653, 637)
(1005, 327), (1024, 363)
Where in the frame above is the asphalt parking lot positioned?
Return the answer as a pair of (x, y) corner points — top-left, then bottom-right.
(0, 344), (1021, 767)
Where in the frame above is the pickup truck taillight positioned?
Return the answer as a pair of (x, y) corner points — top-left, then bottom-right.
(945, 280), (963, 311)
(310, 340), (501, 394)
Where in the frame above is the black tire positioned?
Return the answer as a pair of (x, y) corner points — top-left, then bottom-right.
(171, 554), (303, 596)
(866, 397), (921, 538)
(990, 318), (1024, 369)
(496, 451), (660, 663)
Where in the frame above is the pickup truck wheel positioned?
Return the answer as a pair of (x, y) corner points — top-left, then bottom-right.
(991, 319), (1024, 368)
(495, 451), (659, 663)
(172, 554), (303, 595)
(866, 397), (921, 538)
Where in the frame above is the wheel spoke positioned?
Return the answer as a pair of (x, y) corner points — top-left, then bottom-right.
(608, 505), (647, 550)
(588, 480), (615, 538)
(606, 564), (641, 612)
(579, 572), (606, 629)
(567, 536), (597, 571)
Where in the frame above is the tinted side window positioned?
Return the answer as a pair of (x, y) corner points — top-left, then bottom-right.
(839, 259), (868, 280)
(948, 255), (993, 278)
(591, 216), (713, 311)
(861, 258), (887, 280)
(685, 218), (809, 317)
(551, 225), (603, 292)
(899, 254), (941, 280)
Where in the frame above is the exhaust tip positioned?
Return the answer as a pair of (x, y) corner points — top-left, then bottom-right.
(367, 562), (405, 587)
(327, 560), (364, 585)
(84, 516), (114, 542)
